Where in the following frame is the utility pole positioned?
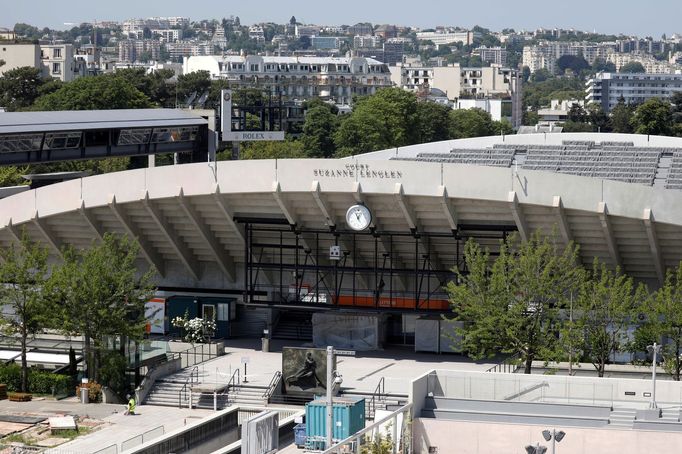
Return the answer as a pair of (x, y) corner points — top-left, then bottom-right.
(647, 342), (662, 409)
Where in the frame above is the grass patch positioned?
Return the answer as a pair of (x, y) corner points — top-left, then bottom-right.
(53, 427), (91, 439)
(2, 433), (36, 445)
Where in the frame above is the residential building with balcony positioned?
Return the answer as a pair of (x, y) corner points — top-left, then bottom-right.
(354, 35), (382, 49)
(522, 41), (617, 73)
(606, 51), (679, 74)
(182, 55), (392, 105)
(166, 41), (215, 60)
(118, 40), (161, 63)
(586, 72), (682, 112)
(473, 46), (508, 66)
(311, 36), (343, 50)
(248, 26), (266, 43)
(416, 30), (474, 46)
(40, 43), (76, 82)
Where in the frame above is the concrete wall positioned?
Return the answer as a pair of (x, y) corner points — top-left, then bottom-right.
(413, 418), (682, 454)
(0, 44), (40, 76)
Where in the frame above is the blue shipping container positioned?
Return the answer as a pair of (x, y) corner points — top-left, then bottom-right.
(305, 397), (365, 446)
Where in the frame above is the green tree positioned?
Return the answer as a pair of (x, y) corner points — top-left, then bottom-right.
(50, 234), (156, 382)
(636, 263), (682, 380)
(573, 260), (645, 377)
(114, 68), (176, 107)
(233, 139), (306, 160)
(619, 62), (646, 73)
(0, 66), (46, 111)
(587, 104), (611, 132)
(301, 101), (340, 157)
(33, 74), (152, 110)
(610, 98), (635, 133)
(334, 88), (420, 156)
(0, 232), (52, 392)
(448, 108), (496, 139)
(175, 70), (212, 105)
(448, 232), (581, 374)
(416, 101), (451, 143)
(591, 58), (616, 73)
(630, 98), (673, 136)
(557, 55), (590, 74)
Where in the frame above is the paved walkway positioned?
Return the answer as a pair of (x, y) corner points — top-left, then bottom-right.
(182, 338), (496, 394)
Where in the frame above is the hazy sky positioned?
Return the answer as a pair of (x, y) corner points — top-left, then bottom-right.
(1, 0), (679, 37)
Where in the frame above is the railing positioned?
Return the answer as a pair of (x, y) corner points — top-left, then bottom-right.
(120, 425), (165, 451)
(222, 368), (241, 405)
(321, 403), (412, 454)
(178, 366), (199, 408)
(262, 371), (282, 401)
(485, 353), (521, 374)
(367, 376), (386, 420)
(170, 342), (220, 369)
(92, 444), (118, 454)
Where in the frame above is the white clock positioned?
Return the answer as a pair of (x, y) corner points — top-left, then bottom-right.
(346, 204), (372, 231)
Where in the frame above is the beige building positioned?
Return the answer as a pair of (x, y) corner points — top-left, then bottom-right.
(0, 43), (40, 76)
(40, 44), (75, 82)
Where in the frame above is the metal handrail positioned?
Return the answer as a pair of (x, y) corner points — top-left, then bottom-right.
(367, 376), (385, 420)
(178, 365), (199, 408)
(262, 371), (282, 400)
(485, 353), (521, 373)
(221, 368), (241, 405)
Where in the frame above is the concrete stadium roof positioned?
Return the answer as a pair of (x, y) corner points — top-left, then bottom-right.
(1, 133), (681, 291)
(0, 109), (207, 134)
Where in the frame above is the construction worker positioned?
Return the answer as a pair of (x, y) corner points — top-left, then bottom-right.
(125, 394), (136, 415)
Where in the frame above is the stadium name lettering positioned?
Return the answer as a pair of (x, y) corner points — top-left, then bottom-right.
(313, 164), (403, 179)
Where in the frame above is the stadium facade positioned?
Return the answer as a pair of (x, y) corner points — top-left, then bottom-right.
(1, 132), (682, 347)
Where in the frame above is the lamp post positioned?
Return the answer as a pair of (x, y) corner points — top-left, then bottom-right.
(542, 429), (566, 454)
(647, 342), (662, 409)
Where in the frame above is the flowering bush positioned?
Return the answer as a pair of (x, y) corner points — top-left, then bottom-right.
(172, 312), (216, 343)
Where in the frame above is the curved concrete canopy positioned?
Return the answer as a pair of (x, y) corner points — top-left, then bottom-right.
(0, 134), (681, 290)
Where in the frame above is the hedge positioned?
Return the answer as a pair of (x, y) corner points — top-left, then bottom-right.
(0, 364), (71, 395)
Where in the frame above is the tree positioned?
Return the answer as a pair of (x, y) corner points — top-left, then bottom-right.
(175, 70), (211, 105)
(592, 58), (616, 73)
(33, 74), (152, 110)
(334, 88), (420, 156)
(557, 55), (590, 74)
(567, 103), (587, 123)
(619, 62), (646, 73)
(573, 260), (645, 377)
(587, 104), (611, 132)
(50, 234), (156, 382)
(0, 66), (46, 111)
(301, 101), (340, 158)
(630, 98), (673, 136)
(0, 232), (52, 392)
(610, 98), (635, 133)
(416, 101), (451, 143)
(636, 263), (682, 380)
(448, 232), (582, 374)
(235, 139), (306, 160)
(448, 108), (496, 139)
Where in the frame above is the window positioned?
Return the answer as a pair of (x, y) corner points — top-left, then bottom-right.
(53, 48), (61, 58)
(117, 128), (152, 145)
(52, 62), (61, 74)
(44, 132), (81, 149)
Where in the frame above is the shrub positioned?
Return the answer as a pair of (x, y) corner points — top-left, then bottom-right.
(29, 370), (71, 395)
(0, 364), (21, 391)
(75, 381), (102, 403)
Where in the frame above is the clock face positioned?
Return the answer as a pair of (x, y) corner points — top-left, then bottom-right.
(346, 204), (372, 231)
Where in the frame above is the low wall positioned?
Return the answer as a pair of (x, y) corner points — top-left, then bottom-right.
(136, 357), (182, 404)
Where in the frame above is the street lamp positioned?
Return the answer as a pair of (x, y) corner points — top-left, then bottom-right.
(647, 342), (662, 409)
(542, 429), (566, 454)
(525, 443), (547, 454)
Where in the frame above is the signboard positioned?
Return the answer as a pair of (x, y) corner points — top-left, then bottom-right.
(222, 131), (286, 142)
(334, 349), (356, 357)
(241, 356), (251, 364)
(282, 347), (334, 396)
(144, 298), (165, 335)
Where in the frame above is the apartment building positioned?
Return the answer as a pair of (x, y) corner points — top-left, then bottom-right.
(606, 51), (679, 74)
(311, 36), (342, 50)
(153, 29), (182, 42)
(39, 44), (76, 82)
(382, 39), (407, 66)
(586, 72), (682, 112)
(354, 35), (382, 49)
(522, 41), (617, 72)
(167, 41), (214, 60)
(183, 55), (392, 105)
(472, 46), (508, 66)
(249, 26), (266, 43)
(415, 30), (474, 46)
(347, 23), (373, 36)
(390, 63), (523, 127)
(118, 40), (161, 63)
(0, 43), (40, 76)
(295, 25), (321, 38)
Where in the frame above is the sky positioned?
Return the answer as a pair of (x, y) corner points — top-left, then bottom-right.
(1, 0), (679, 38)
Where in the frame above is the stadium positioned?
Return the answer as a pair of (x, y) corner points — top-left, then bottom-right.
(1, 124), (682, 350)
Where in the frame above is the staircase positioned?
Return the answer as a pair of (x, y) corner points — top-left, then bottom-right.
(609, 408), (637, 428)
(661, 407), (680, 423)
(340, 390), (409, 420)
(226, 383), (270, 407)
(273, 311), (313, 341)
(144, 379), (191, 407)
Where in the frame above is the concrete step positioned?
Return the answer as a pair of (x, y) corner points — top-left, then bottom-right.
(609, 409), (636, 427)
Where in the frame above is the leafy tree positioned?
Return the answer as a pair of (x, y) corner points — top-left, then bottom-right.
(232, 139), (306, 160)
(671, 91), (682, 124)
(334, 88), (420, 156)
(50, 234), (156, 381)
(561, 121), (594, 132)
(33, 74), (152, 110)
(635, 263), (682, 380)
(587, 104), (611, 132)
(557, 55), (590, 74)
(530, 68), (553, 83)
(0, 233), (52, 392)
(175, 70), (211, 104)
(610, 98), (635, 133)
(115, 68), (176, 107)
(567, 103), (587, 123)
(448, 232), (582, 374)
(416, 101), (451, 143)
(573, 260), (645, 377)
(591, 58), (616, 73)
(630, 98), (673, 136)
(448, 108), (496, 139)
(619, 62), (646, 73)
(0, 66), (46, 111)
(301, 101), (340, 158)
